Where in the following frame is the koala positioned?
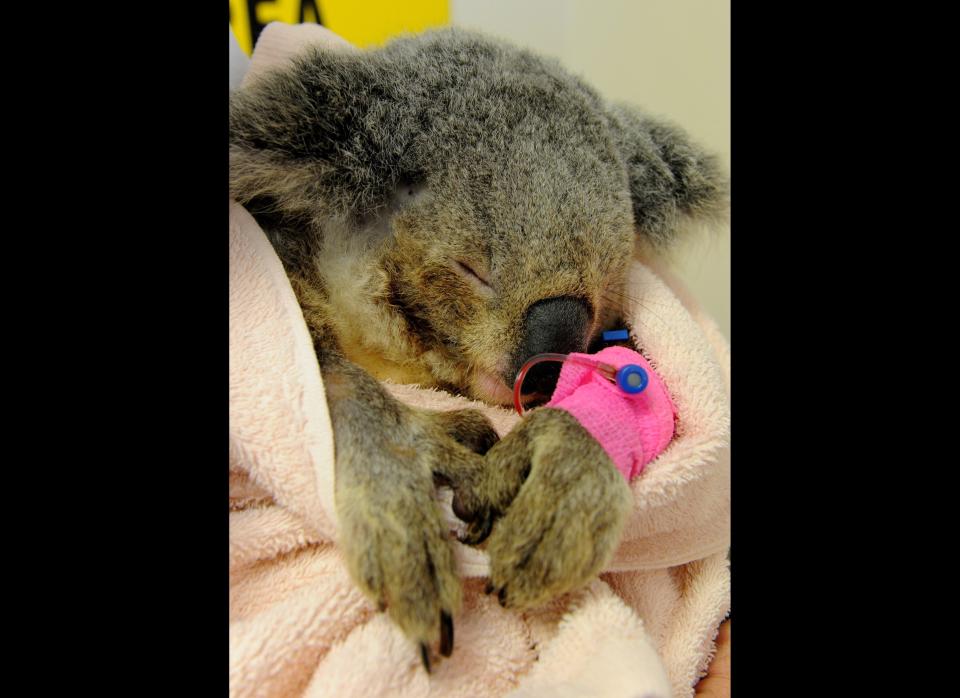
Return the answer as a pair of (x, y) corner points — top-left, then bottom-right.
(229, 27), (727, 671)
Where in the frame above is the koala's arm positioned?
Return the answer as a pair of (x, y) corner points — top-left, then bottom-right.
(294, 286), (500, 670)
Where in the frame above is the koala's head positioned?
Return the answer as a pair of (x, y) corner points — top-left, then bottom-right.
(230, 28), (727, 405)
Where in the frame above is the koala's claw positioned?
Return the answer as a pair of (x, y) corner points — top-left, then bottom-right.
(457, 511), (494, 545)
(451, 484), (497, 545)
(440, 610), (454, 657)
(481, 580), (507, 605)
(420, 642), (432, 673)
(416, 610), (452, 673)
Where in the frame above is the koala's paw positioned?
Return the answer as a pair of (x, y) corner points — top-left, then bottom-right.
(336, 406), (505, 670)
(482, 408), (633, 609)
(337, 470), (461, 671)
(422, 408), (516, 546)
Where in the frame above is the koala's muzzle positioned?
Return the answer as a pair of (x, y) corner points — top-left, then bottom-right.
(513, 296), (592, 397)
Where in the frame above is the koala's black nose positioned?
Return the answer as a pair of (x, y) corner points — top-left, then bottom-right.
(514, 296), (592, 396)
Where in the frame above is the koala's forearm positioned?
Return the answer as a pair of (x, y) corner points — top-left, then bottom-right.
(286, 267), (415, 456)
(302, 312), (510, 667)
(305, 317), (417, 470)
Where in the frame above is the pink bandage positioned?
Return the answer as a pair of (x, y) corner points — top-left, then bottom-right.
(546, 346), (677, 481)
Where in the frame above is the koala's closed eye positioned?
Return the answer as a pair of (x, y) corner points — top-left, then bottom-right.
(453, 260), (493, 291)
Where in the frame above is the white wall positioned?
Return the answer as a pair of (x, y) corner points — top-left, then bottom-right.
(451, 0), (731, 339)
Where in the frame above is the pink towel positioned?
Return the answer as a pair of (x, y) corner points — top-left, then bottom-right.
(230, 23), (730, 698)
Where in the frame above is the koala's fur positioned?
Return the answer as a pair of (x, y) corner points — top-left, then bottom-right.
(230, 27), (727, 670)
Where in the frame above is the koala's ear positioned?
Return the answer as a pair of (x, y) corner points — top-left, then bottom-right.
(606, 103), (729, 248)
(229, 47), (412, 223)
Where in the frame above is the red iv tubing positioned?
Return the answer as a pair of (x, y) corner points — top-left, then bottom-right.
(512, 353), (620, 416)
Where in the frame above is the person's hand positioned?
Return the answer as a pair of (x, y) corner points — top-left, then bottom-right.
(694, 619), (730, 697)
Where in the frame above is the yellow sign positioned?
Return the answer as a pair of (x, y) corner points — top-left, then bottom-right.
(229, 0), (450, 55)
